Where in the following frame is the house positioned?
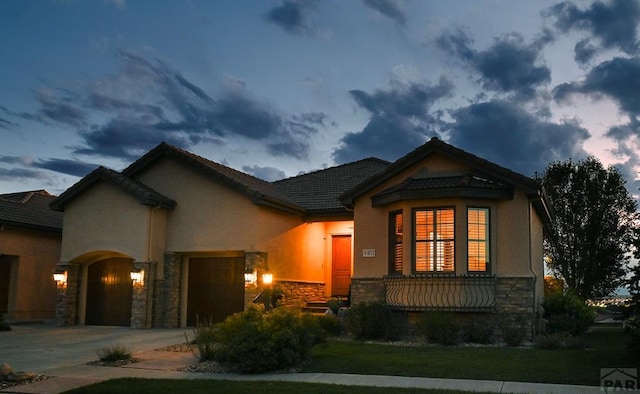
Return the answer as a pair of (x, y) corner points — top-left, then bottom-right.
(50, 137), (551, 335)
(0, 190), (63, 321)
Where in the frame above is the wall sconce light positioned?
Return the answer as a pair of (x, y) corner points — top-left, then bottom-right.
(130, 268), (144, 286)
(244, 270), (256, 284)
(53, 269), (67, 288)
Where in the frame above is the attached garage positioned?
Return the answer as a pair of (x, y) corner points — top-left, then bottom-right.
(187, 257), (244, 326)
(85, 258), (134, 326)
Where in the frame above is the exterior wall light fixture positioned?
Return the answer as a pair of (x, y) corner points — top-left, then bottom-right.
(130, 268), (144, 287)
(53, 269), (67, 288)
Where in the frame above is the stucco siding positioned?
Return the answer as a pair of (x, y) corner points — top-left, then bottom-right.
(59, 182), (149, 262)
(0, 228), (60, 319)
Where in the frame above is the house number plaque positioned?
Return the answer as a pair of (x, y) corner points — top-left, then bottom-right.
(362, 249), (376, 257)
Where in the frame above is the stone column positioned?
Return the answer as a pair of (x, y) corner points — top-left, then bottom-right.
(152, 253), (181, 328)
(55, 263), (79, 326)
(130, 261), (156, 328)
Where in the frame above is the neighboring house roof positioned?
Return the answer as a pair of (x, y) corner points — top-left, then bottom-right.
(121, 142), (305, 215)
(0, 190), (63, 233)
(274, 157), (390, 216)
(50, 166), (177, 211)
(340, 137), (553, 224)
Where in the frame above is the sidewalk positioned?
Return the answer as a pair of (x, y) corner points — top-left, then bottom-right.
(0, 325), (634, 394)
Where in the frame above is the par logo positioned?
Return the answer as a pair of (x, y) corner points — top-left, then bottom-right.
(601, 368), (637, 390)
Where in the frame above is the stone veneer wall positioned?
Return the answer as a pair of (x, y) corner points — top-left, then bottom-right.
(276, 281), (326, 308)
(55, 263), (80, 326)
(152, 253), (181, 328)
(350, 276), (538, 339)
(130, 261), (156, 328)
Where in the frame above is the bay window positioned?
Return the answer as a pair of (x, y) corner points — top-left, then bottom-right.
(468, 207), (489, 272)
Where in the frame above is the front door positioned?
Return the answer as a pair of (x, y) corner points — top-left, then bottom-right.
(331, 235), (352, 297)
(85, 258), (133, 326)
(187, 257), (244, 326)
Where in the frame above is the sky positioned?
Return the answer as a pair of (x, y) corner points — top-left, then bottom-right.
(2, 0), (640, 198)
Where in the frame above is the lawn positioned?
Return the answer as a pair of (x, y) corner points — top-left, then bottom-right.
(304, 325), (638, 386)
(65, 325), (637, 393)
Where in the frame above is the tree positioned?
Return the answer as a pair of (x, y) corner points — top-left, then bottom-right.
(542, 156), (639, 300)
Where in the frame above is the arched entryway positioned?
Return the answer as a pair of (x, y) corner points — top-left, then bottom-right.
(84, 257), (133, 326)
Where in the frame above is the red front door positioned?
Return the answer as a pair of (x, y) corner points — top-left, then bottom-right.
(331, 235), (352, 297)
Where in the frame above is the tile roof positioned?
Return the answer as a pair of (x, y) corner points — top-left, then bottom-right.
(0, 190), (63, 232)
(122, 142), (304, 215)
(274, 158), (390, 215)
(50, 167), (177, 211)
(371, 174), (513, 206)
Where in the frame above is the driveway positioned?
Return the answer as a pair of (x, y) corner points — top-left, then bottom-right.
(0, 323), (187, 373)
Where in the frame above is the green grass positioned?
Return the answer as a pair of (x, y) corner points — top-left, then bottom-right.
(64, 378), (476, 394)
(303, 325), (638, 386)
(65, 325), (638, 393)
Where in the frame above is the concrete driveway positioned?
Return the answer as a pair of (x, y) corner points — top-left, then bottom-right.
(0, 323), (187, 373)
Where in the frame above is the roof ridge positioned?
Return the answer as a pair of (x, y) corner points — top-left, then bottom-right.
(274, 157), (390, 184)
(0, 190), (53, 204)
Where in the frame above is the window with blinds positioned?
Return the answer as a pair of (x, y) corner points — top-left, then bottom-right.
(414, 208), (455, 273)
(388, 210), (403, 274)
(468, 207), (489, 272)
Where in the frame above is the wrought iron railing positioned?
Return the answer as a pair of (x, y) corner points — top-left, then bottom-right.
(383, 274), (496, 311)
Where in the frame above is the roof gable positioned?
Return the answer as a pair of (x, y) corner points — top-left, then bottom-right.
(122, 142), (305, 215)
(50, 166), (176, 212)
(0, 190), (63, 232)
(340, 137), (552, 224)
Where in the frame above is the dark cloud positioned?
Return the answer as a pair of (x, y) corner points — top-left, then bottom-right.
(546, 0), (640, 64)
(32, 158), (100, 178)
(332, 77), (453, 163)
(265, 0), (313, 35)
(554, 57), (640, 115)
(362, 0), (406, 25)
(446, 100), (590, 175)
(242, 165), (286, 181)
(437, 30), (551, 101)
(0, 167), (46, 181)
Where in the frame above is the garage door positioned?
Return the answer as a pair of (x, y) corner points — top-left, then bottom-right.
(187, 257), (244, 326)
(86, 258), (133, 326)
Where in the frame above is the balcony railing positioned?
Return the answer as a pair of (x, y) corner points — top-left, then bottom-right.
(383, 274), (496, 311)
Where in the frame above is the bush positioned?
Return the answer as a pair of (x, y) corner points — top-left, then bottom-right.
(624, 314), (640, 360)
(500, 315), (528, 347)
(543, 292), (596, 336)
(346, 302), (402, 341)
(208, 306), (326, 374)
(416, 312), (461, 345)
(315, 314), (344, 337)
(462, 316), (494, 344)
(96, 345), (133, 362)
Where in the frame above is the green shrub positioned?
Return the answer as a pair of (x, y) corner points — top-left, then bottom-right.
(192, 318), (218, 361)
(208, 306), (326, 374)
(315, 314), (344, 337)
(625, 315), (640, 360)
(462, 316), (494, 344)
(97, 345), (133, 362)
(416, 312), (461, 345)
(543, 292), (596, 336)
(346, 302), (402, 341)
(500, 316), (528, 347)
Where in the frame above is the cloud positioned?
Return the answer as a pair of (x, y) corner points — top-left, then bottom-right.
(445, 100), (590, 175)
(242, 165), (286, 181)
(437, 30), (551, 101)
(0, 167), (47, 181)
(362, 0), (406, 26)
(32, 158), (100, 178)
(546, 0), (640, 64)
(265, 0), (313, 35)
(4, 50), (318, 164)
(554, 56), (640, 115)
(332, 77), (453, 163)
